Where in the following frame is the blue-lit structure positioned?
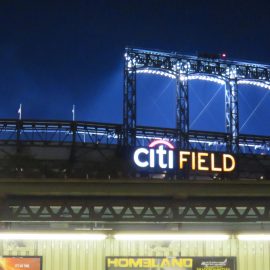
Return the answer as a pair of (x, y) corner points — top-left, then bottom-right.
(124, 48), (270, 153)
(0, 48), (269, 180)
(0, 48), (270, 231)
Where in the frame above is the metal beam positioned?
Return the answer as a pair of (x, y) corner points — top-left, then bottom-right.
(0, 179), (269, 197)
(0, 120), (269, 155)
(3, 196), (270, 223)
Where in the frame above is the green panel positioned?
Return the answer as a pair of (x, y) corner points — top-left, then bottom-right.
(0, 238), (270, 270)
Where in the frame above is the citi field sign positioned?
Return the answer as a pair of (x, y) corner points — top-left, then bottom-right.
(133, 140), (236, 172)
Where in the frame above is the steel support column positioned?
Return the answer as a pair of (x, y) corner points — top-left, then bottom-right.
(231, 79), (240, 153)
(225, 81), (231, 152)
(68, 121), (77, 175)
(225, 67), (239, 153)
(16, 120), (22, 154)
(123, 56), (136, 147)
(176, 71), (189, 149)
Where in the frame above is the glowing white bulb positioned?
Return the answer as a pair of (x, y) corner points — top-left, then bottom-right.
(136, 69), (270, 91)
(238, 80), (270, 90)
(136, 69), (176, 79)
(189, 75), (225, 85)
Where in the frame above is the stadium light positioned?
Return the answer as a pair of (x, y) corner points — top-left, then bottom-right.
(114, 233), (230, 241)
(237, 234), (270, 241)
(136, 69), (225, 85)
(136, 69), (176, 79)
(188, 75), (225, 85)
(0, 232), (107, 240)
(238, 80), (270, 90)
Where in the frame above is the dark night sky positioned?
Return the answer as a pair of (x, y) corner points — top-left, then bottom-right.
(0, 0), (269, 134)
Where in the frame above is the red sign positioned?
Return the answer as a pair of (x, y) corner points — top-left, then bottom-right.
(0, 257), (42, 270)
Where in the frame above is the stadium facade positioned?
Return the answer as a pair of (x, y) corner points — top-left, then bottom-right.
(0, 48), (269, 270)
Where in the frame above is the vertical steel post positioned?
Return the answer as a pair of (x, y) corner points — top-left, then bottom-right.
(16, 120), (22, 154)
(123, 51), (137, 147)
(225, 66), (239, 153)
(225, 80), (231, 152)
(68, 121), (77, 176)
(230, 78), (240, 153)
(176, 66), (189, 150)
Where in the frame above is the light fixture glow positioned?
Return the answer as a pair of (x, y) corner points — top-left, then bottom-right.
(114, 233), (229, 241)
(237, 234), (270, 241)
(136, 69), (176, 79)
(188, 75), (225, 85)
(238, 80), (270, 90)
(137, 69), (226, 85)
(0, 232), (107, 241)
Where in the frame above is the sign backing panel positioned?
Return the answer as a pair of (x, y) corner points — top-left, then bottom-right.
(106, 256), (236, 270)
(1, 256), (42, 270)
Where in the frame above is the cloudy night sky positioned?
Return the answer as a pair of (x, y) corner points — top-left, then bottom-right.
(0, 0), (269, 135)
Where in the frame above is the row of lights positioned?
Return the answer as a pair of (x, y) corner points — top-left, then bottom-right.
(238, 80), (270, 90)
(188, 75), (225, 85)
(136, 69), (270, 90)
(0, 232), (269, 241)
(136, 69), (176, 79)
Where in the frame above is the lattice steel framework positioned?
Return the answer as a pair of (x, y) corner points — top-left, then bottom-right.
(123, 60), (136, 146)
(176, 71), (189, 149)
(226, 76), (240, 153)
(0, 120), (269, 155)
(124, 48), (270, 152)
(0, 119), (122, 146)
(4, 196), (270, 223)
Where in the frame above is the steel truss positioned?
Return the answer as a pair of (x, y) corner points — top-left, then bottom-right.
(0, 119), (122, 147)
(176, 72), (189, 149)
(0, 120), (269, 155)
(3, 196), (270, 223)
(123, 62), (136, 146)
(124, 48), (270, 152)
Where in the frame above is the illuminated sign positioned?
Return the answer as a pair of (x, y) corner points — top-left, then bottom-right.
(0, 257), (42, 270)
(179, 151), (235, 172)
(106, 256), (236, 270)
(107, 257), (192, 268)
(133, 140), (235, 172)
(134, 140), (174, 169)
